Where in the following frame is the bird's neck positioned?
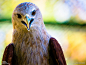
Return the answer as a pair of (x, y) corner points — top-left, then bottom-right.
(12, 29), (26, 44)
(11, 26), (51, 65)
(12, 26), (50, 45)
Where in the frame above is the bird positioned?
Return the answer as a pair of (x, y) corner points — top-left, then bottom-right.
(2, 2), (66, 65)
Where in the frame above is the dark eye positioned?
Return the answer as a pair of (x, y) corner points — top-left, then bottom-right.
(32, 10), (36, 16)
(17, 14), (22, 18)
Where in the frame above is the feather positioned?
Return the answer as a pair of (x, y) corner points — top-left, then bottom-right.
(2, 43), (14, 65)
(49, 37), (66, 65)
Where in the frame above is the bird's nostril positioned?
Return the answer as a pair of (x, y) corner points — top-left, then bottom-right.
(25, 14), (29, 18)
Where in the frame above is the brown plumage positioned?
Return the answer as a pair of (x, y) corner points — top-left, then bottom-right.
(2, 43), (14, 65)
(2, 2), (66, 65)
(49, 37), (66, 65)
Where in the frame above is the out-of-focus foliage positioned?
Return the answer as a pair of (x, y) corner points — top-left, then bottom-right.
(0, 0), (31, 19)
(0, 0), (86, 24)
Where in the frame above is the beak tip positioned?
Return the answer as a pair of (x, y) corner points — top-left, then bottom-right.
(27, 28), (30, 31)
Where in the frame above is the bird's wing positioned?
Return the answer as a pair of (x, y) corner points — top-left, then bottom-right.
(49, 37), (66, 65)
(2, 43), (14, 65)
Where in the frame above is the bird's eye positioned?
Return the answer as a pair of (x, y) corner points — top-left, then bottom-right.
(32, 10), (36, 16)
(17, 14), (22, 18)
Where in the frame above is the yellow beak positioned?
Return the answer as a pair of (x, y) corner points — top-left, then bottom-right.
(25, 14), (31, 31)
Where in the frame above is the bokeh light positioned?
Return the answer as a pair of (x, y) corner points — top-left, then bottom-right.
(54, 1), (71, 22)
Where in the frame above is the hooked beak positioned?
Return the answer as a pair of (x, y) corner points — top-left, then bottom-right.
(21, 14), (34, 31)
(25, 14), (31, 31)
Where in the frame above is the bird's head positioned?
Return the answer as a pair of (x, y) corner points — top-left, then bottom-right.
(12, 2), (43, 31)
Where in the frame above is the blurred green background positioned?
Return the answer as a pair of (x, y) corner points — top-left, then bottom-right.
(0, 0), (86, 65)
